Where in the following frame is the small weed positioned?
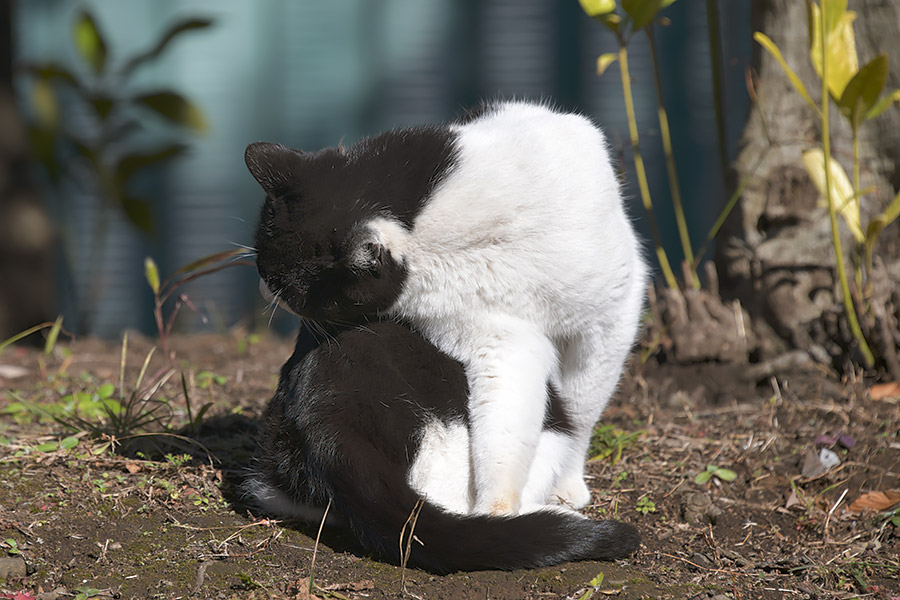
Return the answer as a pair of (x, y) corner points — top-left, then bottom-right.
(236, 333), (260, 355)
(164, 453), (192, 468)
(2, 538), (21, 555)
(196, 370), (227, 388)
(73, 587), (101, 600)
(614, 470), (629, 485)
(589, 424), (644, 464)
(695, 464), (737, 485)
(578, 572), (605, 599)
(636, 496), (657, 515)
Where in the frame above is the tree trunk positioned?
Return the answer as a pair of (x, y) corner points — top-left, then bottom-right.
(0, 0), (56, 341)
(719, 0), (900, 371)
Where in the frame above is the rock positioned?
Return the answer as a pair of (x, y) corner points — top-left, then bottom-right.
(681, 492), (723, 525)
(0, 555), (27, 580)
(691, 552), (713, 568)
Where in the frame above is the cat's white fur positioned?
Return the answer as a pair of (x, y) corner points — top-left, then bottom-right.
(377, 101), (647, 516)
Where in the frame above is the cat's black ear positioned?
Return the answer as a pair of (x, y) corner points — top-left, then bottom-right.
(244, 142), (304, 198)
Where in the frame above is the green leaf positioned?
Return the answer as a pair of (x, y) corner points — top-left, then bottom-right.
(695, 471), (712, 484)
(754, 32), (820, 116)
(31, 79), (59, 129)
(579, 0), (616, 17)
(35, 441), (59, 453)
(622, 0), (664, 29)
(114, 144), (188, 187)
(808, 2), (858, 101)
(60, 436), (79, 450)
(145, 257), (161, 295)
(714, 468), (737, 482)
(72, 11), (108, 75)
(121, 196), (155, 235)
(97, 383), (116, 399)
(16, 62), (79, 86)
(863, 89), (900, 121)
(596, 53), (618, 76)
(865, 188), (900, 269)
(838, 53), (888, 126)
(120, 18), (214, 78)
(43, 315), (63, 355)
(133, 91), (208, 132)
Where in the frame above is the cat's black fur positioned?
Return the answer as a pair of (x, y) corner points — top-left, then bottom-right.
(247, 128), (456, 322)
(246, 320), (640, 573)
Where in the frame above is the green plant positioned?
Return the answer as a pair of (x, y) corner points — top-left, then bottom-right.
(578, 0), (679, 289)
(20, 10), (213, 328)
(588, 423), (644, 464)
(1, 538), (21, 556)
(695, 464), (737, 484)
(755, 0), (900, 369)
(144, 250), (252, 353)
(164, 453), (192, 468)
(73, 587), (101, 600)
(578, 572), (606, 600)
(635, 495), (657, 514)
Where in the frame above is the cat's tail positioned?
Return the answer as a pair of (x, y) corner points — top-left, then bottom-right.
(340, 490), (639, 574)
(246, 453), (640, 574)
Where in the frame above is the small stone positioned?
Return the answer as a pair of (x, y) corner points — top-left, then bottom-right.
(691, 552), (713, 568)
(681, 491), (722, 524)
(0, 555), (27, 580)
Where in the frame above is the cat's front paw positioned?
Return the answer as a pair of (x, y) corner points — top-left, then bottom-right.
(551, 477), (591, 510)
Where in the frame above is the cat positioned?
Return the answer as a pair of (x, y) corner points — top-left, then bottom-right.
(244, 99), (647, 519)
(243, 319), (640, 572)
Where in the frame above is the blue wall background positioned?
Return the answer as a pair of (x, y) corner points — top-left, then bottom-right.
(13, 0), (751, 336)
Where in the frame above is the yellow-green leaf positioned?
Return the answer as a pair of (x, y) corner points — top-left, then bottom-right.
(754, 32), (820, 116)
(802, 148), (864, 243)
(579, 0), (616, 17)
(596, 53), (618, 76)
(865, 188), (900, 268)
(31, 79), (59, 130)
(838, 53), (888, 126)
(72, 11), (107, 75)
(145, 257), (161, 295)
(601, 12), (621, 33)
(809, 2), (858, 101)
(133, 91), (208, 133)
(43, 315), (63, 355)
(622, 0), (664, 29)
(864, 89), (900, 121)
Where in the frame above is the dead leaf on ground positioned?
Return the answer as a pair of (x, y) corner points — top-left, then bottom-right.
(124, 462), (142, 474)
(869, 382), (900, 401)
(848, 490), (900, 513)
(321, 579), (375, 592)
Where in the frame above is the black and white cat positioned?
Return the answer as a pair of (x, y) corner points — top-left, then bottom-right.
(243, 100), (646, 570)
(244, 320), (639, 572)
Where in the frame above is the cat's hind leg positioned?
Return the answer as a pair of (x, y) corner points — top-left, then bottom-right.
(550, 328), (637, 509)
(464, 316), (558, 517)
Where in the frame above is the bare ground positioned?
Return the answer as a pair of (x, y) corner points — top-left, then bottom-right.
(1, 332), (899, 599)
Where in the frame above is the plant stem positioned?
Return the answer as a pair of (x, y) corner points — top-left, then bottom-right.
(851, 127), (865, 283)
(617, 43), (678, 289)
(647, 27), (697, 288)
(819, 8), (874, 368)
(705, 0), (728, 183)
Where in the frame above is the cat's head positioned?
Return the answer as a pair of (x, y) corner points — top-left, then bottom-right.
(245, 141), (410, 322)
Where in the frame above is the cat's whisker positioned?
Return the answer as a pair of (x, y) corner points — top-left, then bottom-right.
(227, 240), (258, 252)
(264, 289), (284, 330)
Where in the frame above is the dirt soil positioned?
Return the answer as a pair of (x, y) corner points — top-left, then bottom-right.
(1, 331), (899, 600)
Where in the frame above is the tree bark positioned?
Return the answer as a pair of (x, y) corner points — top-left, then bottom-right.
(719, 0), (900, 369)
(0, 0), (56, 341)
